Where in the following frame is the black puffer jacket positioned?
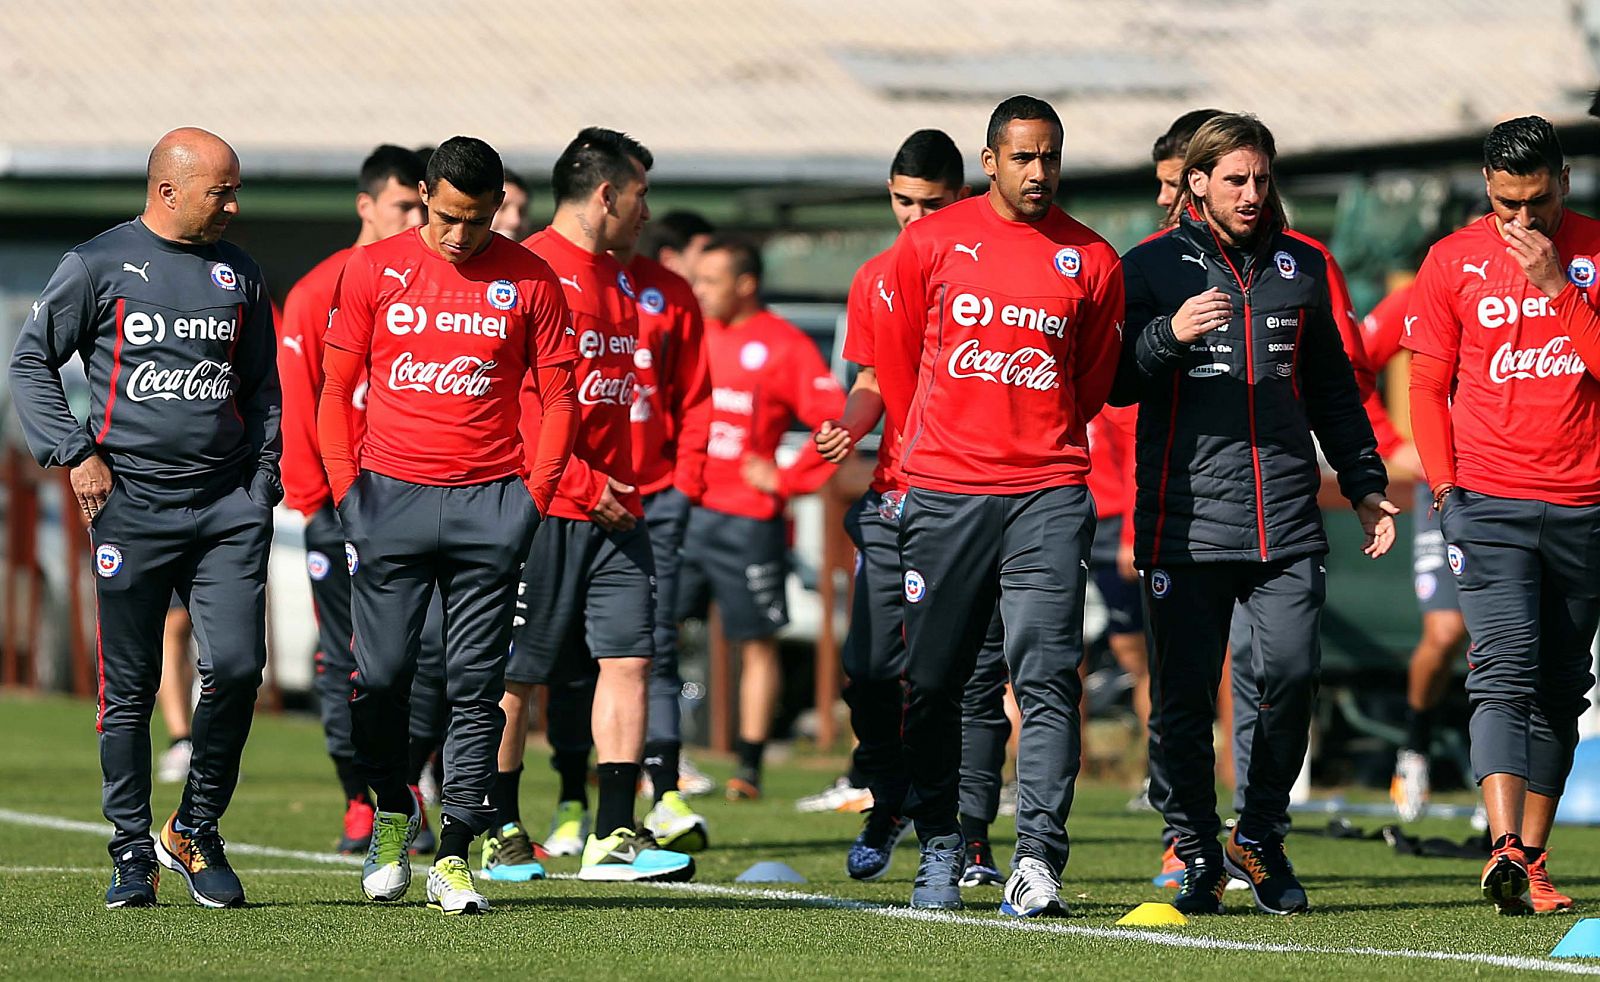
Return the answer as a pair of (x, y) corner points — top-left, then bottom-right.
(1111, 209), (1387, 567)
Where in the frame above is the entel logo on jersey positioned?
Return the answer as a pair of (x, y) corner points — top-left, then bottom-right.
(639, 287), (665, 315)
(1447, 544), (1464, 577)
(1477, 294), (1553, 329)
(95, 544), (123, 578)
(712, 387), (753, 414)
(1150, 569), (1171, 598)
(210, 263), (238, 291)
(306, 551), (332, 581)
(579, 330), (638, 360)
(1569, 258), (1597, 289)
(1053, 247), (1082, 278)
(949, 292), (1070, 339)
(903, 569), (926, 603)
(634, 347), (654, 370)
(740, 341), (769, 371)
(122, 311), (238, 346)
(1266, 314), (1299, 330)
(486, 279), (518, 310)
(384, 303), (508, 339)
(1273, 251), (1297, 279)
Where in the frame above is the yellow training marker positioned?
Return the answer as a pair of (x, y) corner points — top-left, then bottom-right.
(1116, 902), (1189, 927)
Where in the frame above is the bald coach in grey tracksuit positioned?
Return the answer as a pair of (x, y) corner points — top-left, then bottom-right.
(9, 217), (280, 863)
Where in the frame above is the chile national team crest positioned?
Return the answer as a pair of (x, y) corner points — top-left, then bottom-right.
(95, 544), (124, 578)
(1053, 247), (1082, 278)
(1569, 257), (1597, 289)
(740, 341), (769, 371)
(1273, 251), (1298, 280)
(639, 287), (665, 315)
(903, 569), (926, 603)
(486, 279), (518, 310)
(306, 550), (332, 581)
(210, 263), (238, 291)
(1447, 544), (1464, 577)
(345, 542), (360, 575)
(617, 270), (636, 299)
(1149, 569), (1171, 598)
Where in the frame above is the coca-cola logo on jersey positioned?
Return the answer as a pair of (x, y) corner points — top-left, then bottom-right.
(387, 351), (497, 397)
(1488, 337), (1588, 384)
(707, 421), (747, 460)
(630, 383), (658, 422)
(577, 370), (640, 406)
(125, 359), (235, 403)
(946, 339), (1061, 390)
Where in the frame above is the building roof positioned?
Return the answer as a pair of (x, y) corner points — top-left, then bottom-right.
(2, 0), (1594, 182)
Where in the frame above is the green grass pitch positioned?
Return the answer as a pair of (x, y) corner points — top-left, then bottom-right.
(2, 692), (1598, 979)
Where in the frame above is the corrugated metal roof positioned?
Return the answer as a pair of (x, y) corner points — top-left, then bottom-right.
(1, 0), (1593, 181)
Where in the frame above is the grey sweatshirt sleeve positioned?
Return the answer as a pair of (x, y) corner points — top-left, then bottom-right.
(8, 252), (99, 469)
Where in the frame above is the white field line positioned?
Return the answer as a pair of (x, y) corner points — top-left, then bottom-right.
(0, 866), (353, 875)
(3, 808), (1597, 975)
(0, 807), (361, 866)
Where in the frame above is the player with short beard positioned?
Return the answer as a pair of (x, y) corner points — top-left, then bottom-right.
(812, 129), (1012, 890)
(1406, 116), (1600, 915)
(1143, 108), (1394, 887)
(495, 127), (696, 883)
(1114, 113), (1393, 917)
(873, 95), (1125, 916)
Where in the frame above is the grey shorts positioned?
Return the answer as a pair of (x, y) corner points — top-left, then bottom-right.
(1412, 482), (1460, 614)
(678, 507), (789, 642)
(505, 516), (656, 686)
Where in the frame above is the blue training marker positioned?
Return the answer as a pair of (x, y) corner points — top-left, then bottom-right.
(1555, 737), (1600, 826)
(735, 861), (807, 884)
(1551, 918), (1600, 958)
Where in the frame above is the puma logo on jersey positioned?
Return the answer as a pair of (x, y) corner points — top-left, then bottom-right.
(877, 285), (895, 311)
(282, 335), (304, 355)
(1180, 253), (1207, 270)
(1462, 261), (1488, 281)
(382, 267), (413, 288)
(122, 261), (151, 283)
(953, 242), (982, 262)
(558, 275), (583, 294)
(1404, 315), (1418, 337)
(30, 301), (43, 321)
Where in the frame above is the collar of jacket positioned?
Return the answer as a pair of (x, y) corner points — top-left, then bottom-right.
(1177, 203), (1282, 271)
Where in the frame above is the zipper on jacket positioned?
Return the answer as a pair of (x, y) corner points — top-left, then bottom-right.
(1203, 224), (1270, 562)
(1240, 288), (1269, 561)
